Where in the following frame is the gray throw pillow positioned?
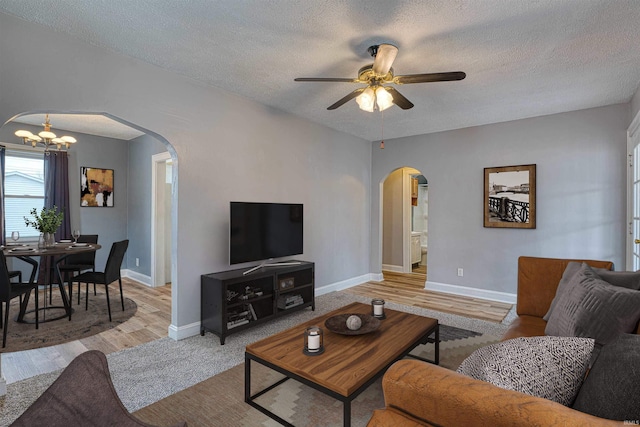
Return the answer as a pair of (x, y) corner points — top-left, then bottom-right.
(572, 334), (640, 420)
(543, 263), (617, 321)
(595, 269), (640, 290)
(457, 336), (594, 406)
(544, 263), (640, 346)
(543, 262), (582, 321)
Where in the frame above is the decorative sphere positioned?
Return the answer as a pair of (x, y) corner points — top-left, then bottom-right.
(346, 315), (362, 331)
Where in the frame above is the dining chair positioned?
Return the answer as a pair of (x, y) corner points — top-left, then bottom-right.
(69, 240), (129, 322)
(8, 270), (22, 305)
(1, 251), (39, 348)
(57, 234), (99, 304)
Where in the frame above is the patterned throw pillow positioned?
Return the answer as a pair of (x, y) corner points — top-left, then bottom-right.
(457, 336), (595, 406)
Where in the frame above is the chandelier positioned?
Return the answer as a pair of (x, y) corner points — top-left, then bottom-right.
(15, 114), (77, 154)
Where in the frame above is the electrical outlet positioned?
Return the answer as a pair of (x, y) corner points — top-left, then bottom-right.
(457, 268), (463, 277)
(136, 258), (140, 267)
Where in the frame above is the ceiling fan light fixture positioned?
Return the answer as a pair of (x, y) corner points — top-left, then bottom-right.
(376, 87), (393, 111)
(356, 86), (375, 112)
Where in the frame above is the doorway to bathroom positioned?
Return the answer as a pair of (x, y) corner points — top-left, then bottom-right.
(381, 167), (428, 282)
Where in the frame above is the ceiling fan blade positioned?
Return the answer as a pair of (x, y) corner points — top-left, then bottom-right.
(394, 71), (466, 84)
(327, 88), (365, 110)
(385, 87), (414, 110)
(294, 77), (359, 82)
(372, 44), (398, 76)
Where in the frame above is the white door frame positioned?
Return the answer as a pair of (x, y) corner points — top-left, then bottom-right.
(626, 111), (640, 270)
(151, 152), (171, 287)
(402, 170), (412, 273)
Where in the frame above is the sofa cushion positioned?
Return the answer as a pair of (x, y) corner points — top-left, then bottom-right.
(456, 336), (594, 406)
(572, 334), (640, 420)
(544, 263), (640, 346)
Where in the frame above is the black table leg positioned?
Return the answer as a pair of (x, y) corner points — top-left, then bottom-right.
(343, 400), (351, 427)
(55, 262), (72, 320)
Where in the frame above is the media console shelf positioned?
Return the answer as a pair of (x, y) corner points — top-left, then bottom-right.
(201, 261), (314, 344)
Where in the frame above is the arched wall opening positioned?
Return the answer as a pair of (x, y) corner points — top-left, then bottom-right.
(1, 110), (178, 320)
(380, 165), (428, 281)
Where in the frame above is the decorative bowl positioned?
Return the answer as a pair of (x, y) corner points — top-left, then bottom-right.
(324, 313), (380, 335)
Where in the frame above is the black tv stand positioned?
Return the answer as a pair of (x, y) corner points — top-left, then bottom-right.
(243, 260), (303, 275)
(201, 261), (314, 344)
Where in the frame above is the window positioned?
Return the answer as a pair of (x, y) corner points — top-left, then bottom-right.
(4, 150), (44, 240)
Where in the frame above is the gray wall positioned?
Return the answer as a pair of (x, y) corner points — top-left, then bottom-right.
(127, 134), (168, 278)
(0, 12), (372, 333)
(371, 104), (629, 296)
(0, 122), (129, 270)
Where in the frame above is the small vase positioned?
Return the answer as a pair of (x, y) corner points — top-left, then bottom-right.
(44, 232), (56, 248)
(38, 232), (45, 249)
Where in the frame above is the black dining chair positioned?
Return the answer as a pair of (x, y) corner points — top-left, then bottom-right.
(1, 251), (39, 348)
(57, 234), (99, 304)
(69, 240), (129, 322)
(8, 270), (22, 305)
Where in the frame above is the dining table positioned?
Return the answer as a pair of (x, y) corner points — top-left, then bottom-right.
(3, 241), (102, 323)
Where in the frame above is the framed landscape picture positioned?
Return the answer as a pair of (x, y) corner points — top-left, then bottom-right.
(81, 167), (114, 207)
(484, 164), (536, 229)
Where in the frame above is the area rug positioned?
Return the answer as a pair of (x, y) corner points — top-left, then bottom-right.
(1, 290), (137, 353)
(0, 291), (508, 426)
(132, 324), (501, 427)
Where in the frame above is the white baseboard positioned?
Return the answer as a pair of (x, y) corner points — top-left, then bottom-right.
(168, 321), (201, 341)
(122, 269), (153, 287)
(170, 273), (515, 342)
(425, 280), (517, 304)
(0, 376), (6, 397)
(315, 273), (380, 296)
(382, 264), (403, 273)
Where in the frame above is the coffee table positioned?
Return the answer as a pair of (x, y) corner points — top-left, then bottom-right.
(245, 301), (439, 427)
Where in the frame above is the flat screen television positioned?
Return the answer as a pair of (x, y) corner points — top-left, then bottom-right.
(230, 202), (303, 265)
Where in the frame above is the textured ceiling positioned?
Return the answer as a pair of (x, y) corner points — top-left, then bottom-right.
(1, 0), (640, 141)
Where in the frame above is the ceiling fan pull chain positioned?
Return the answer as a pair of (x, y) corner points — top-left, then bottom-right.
(380, 110), (385, 149)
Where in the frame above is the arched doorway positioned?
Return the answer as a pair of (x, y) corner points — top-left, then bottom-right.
(381, 166), (428, 279)
(2, 111), (177, 289)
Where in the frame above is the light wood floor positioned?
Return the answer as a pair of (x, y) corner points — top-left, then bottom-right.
(2, 271), (512, 384)
(1, 278), (171, 384)
(343, 270), (513, 323)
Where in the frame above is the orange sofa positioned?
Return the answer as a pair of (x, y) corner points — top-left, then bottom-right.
(367, 256), (634, 427)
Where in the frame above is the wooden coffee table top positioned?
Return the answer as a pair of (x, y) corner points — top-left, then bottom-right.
(246, 302), (438, 397)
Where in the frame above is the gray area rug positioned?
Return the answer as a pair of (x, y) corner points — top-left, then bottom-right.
(0, 291), (512, 425)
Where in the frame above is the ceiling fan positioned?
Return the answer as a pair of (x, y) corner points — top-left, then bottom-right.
(294, 44), (466, 112)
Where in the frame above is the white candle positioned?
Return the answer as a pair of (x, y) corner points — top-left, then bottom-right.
(308, 333), (320, 352)
(374, 304), (383, 316)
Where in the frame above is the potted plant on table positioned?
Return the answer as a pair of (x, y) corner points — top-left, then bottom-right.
(24, 206), (64, 248)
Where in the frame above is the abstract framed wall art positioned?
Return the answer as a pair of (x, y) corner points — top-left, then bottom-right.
(81, 167), (114, 207)
(484, 164), (536, 229)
